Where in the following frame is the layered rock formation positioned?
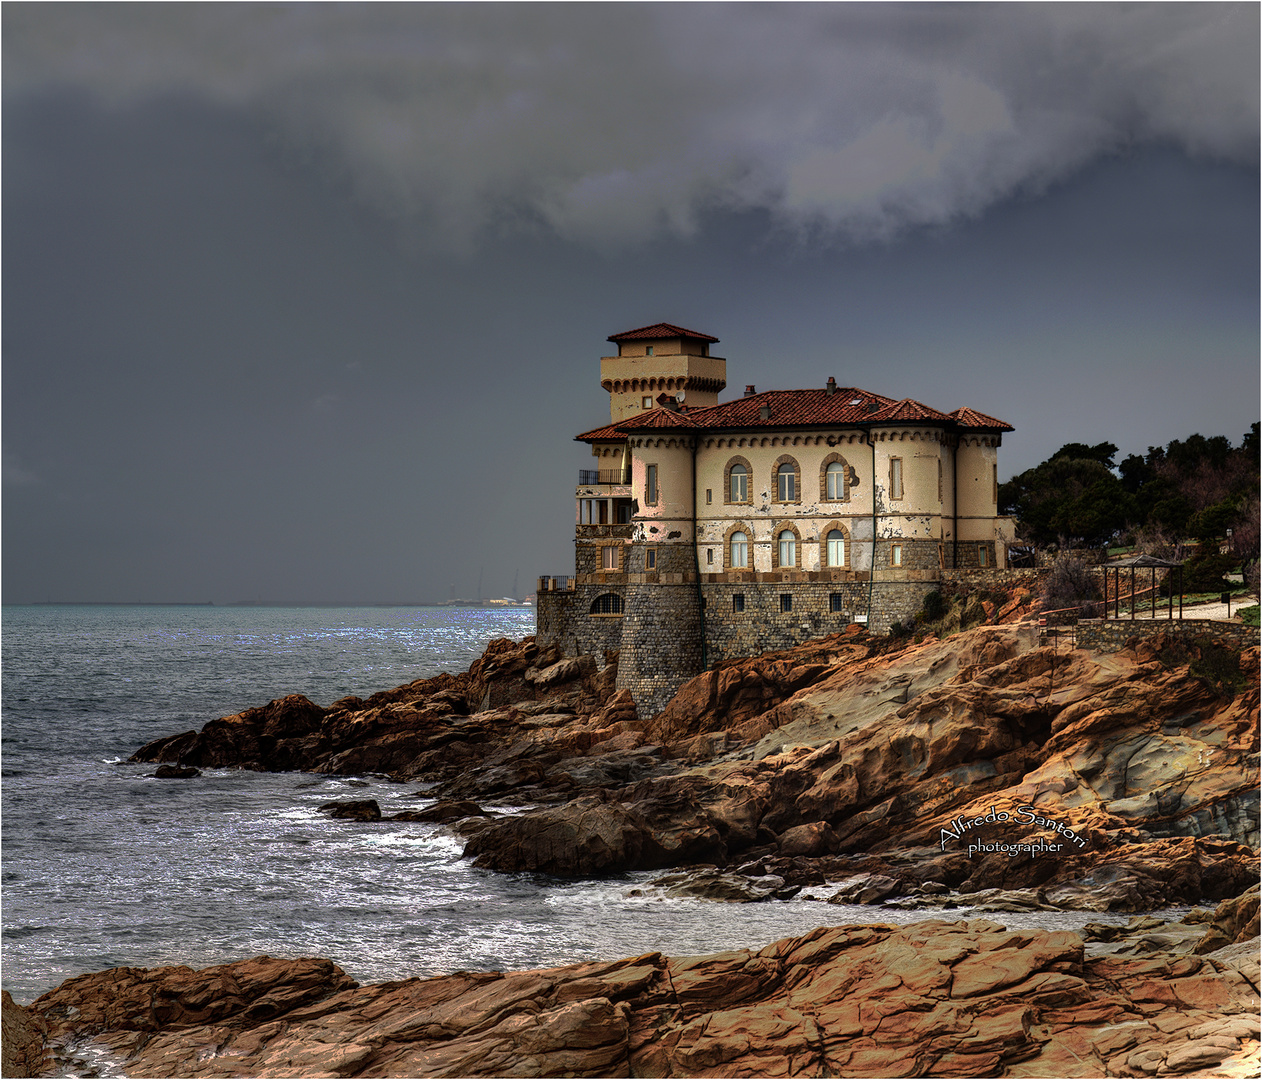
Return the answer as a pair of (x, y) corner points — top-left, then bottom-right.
(130, 618), (1260, 910)
(2, 990), (47, 1078)
(29, 916), (1261, 1078)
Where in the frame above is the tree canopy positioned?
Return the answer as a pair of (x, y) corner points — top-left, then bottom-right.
(1000, 424), (1259, 557)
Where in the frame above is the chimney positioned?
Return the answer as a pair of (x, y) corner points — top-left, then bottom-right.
(744, 384), (756, 397)
(826, 377), (837, 396)
(759, 404), (772, 420)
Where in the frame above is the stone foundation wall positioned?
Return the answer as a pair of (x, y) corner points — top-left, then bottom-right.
(541, 573), (937, 714)
(1076, 618), (1260, 653)
(615, 583), (705, 716)
(536, 585), (625, 663)
(698, 580), (933, 665)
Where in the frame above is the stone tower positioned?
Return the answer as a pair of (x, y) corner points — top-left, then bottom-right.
(600, 323), (727, 423)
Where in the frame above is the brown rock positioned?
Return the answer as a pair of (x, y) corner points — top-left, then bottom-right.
(1195, 882), (1261, 954)
(777, 820), (837, 857)
(388, 799), (490, 823)
(317, 799), (381, 821)
(1, 991), (46, 1078)
(31, 920), (1261, 1079)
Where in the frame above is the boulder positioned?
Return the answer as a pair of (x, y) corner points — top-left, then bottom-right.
(633, 868), (797, 902)
(317, 799), (381, 821)
(387, 799), (490, 823)
(1195, 882), (1261, 954)
(525, 655), (596, 689)
(776, 820), (837, 857)
(826, 873), (901, 905)
(151, 765), (201, 779)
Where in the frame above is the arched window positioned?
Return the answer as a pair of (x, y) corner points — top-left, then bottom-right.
(778, 529), (796, 568)
(777, 463), (796, 502)
(724, 456), (752, 504)
(589, 593), (624, 615)
(825, 461), (846, 500)
(827, 530), (846, 567)
(729, 530), (749, 569)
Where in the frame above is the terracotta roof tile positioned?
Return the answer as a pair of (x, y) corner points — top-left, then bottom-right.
(577, 389), (1013, 440)
(608, 322), (720, 343)
(950, 406), (1015, 431)
(868, 398), (953, 423)
(575, 407), (700, 442)
(685, 388), (897, 428)
(575, 421), (631, 441)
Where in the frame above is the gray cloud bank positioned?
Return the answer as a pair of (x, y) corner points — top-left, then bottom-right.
(7, 4), (1257, 248)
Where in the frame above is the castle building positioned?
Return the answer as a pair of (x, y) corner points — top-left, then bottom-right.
(537, 323), (1016, 713)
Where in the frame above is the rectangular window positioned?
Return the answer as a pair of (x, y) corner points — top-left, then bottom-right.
(642, 396), (652, 408)
(645, 346), (654, 356)
(601, 546), (619, 570)
(938, 460), (943, 502)
(706, 488), (712, 504)
(779, 593), (792, 613)
(830, 593), (845, 613)
(993, 464), (998, 505)
(706, 548), (713, 565)
(645, 547), (657, 570)
(978, 544), (989, 568)
(733, 593), (745, 613)
(646, 464), (658, 504)
(890, 457), (904, 500)
(890, 543), (903, 567)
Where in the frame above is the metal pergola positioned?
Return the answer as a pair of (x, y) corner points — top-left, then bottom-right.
(1102, 554), (1184, 621)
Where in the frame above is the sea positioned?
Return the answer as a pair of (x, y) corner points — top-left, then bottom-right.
(2, 604), (1138, 1008)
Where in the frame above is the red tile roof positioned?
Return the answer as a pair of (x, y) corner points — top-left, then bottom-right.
(949, 406), (1015, 431)
(686, 387), (898, 428)
(577, 388), (1012, 440)
(868, 398), (953, 423)
(608, 322), (720, 343)
(575, 408), (700, 441)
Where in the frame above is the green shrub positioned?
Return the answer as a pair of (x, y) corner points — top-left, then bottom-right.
(1238, 605), (1260, 628)
(921, 590), (950, 622)
(1158, 636), (1247, 698)
(1176, 553), (1237, 595)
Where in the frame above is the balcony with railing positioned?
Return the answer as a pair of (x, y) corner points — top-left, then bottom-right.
(578, 468), (630, 485)
(537, 575), (574, 592)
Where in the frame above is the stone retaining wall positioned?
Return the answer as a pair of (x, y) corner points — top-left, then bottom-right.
(1076, 618), (1260, 653)
(536, 586), (625, 662)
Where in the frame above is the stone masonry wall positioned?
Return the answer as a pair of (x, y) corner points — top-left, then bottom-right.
(1076, 618), (1260, 653)
(700, 580), (933, 665)
(536, 585), (625, 663)
(615, 583), (705, 716)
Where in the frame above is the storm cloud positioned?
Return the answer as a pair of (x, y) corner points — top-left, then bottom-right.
(3, 5), (1257, 604)
(7, 4), (1256, 247)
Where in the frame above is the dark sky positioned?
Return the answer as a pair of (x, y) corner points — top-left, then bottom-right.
(4, 4), (1258, 604)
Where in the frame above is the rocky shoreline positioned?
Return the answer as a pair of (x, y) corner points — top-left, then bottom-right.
(9, 891), (1259, 1078)
(8, 602), (1261, 1076)
(130, 610), (1258, 910)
